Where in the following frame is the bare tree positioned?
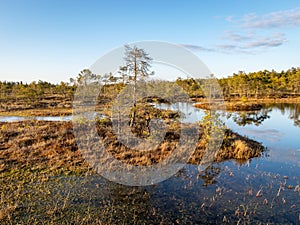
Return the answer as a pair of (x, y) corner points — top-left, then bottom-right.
(121, 45), (154, 127)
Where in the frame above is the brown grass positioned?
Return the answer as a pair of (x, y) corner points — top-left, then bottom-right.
(0, 120), (88, 174)
(194, 102), (263, 111)
(0, 119), (264, 174)
(193, 97), (300, 111)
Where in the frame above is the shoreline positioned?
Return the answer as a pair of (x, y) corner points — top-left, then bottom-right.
(0, 97), (300, 117)
(192, 97), (300, 111)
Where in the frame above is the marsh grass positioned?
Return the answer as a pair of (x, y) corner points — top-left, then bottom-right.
(194, 102), (263, 111)
(194, 97), (300, 112)
(0, 107), (266, 224)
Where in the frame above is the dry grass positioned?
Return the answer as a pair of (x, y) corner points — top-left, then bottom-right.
(0, 108), (72, 117)
(194, 102), (263, 111)
(0, 94), (73, 116)
(0, 118), (264, 172)
(0, 120), (89, 174)
(193, 97), (300, 111)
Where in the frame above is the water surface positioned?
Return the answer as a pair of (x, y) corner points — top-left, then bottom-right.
(155, 102), (300, 165)
(0, 115), (72, 122)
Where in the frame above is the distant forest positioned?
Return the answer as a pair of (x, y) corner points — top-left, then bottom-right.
(219, 67), (300, 99)
(1, 67), (300, 102)
(176, 67), (300, 99)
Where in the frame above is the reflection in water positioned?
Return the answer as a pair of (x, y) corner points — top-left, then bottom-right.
(222, 104), (298, 128)
(155, 102), (300, 128)
(0, 115), (72, 122)
(268, 103), (300, 127)
(226, 108), (271, 126)
(154, 102), (300, 163)
(198, 164), (221, 186)
(44, 162), (298, 224)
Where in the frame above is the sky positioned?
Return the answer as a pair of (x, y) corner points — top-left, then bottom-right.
(0, 0), (300, 83)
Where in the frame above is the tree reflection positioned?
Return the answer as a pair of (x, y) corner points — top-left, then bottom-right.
(288, 104), (300, 127)
(198, 164), (221, 186)
(269, 103), (300, 127)
(226, 103), (300, 127)
(227, 108), (271, 126)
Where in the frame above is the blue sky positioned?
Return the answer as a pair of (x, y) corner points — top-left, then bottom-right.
(0, 0), (300, 83)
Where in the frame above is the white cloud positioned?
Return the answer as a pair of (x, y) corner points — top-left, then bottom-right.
(183, 8), (298, 55)
(243, 33), (287, 48)
(180, 43), (255, 55)
(218, 8), (300, 54)
(240, 8), (300, 29)
(180, 44), (214, 52)
(219, 31), (287, 53)
(223, 31), (255, 42)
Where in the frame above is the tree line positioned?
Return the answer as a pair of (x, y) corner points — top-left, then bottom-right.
(218, 67), (300, 99)
(174, 68), (300, 99)
(1, 67), (299, 102)
(0, 80), (74, 103)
